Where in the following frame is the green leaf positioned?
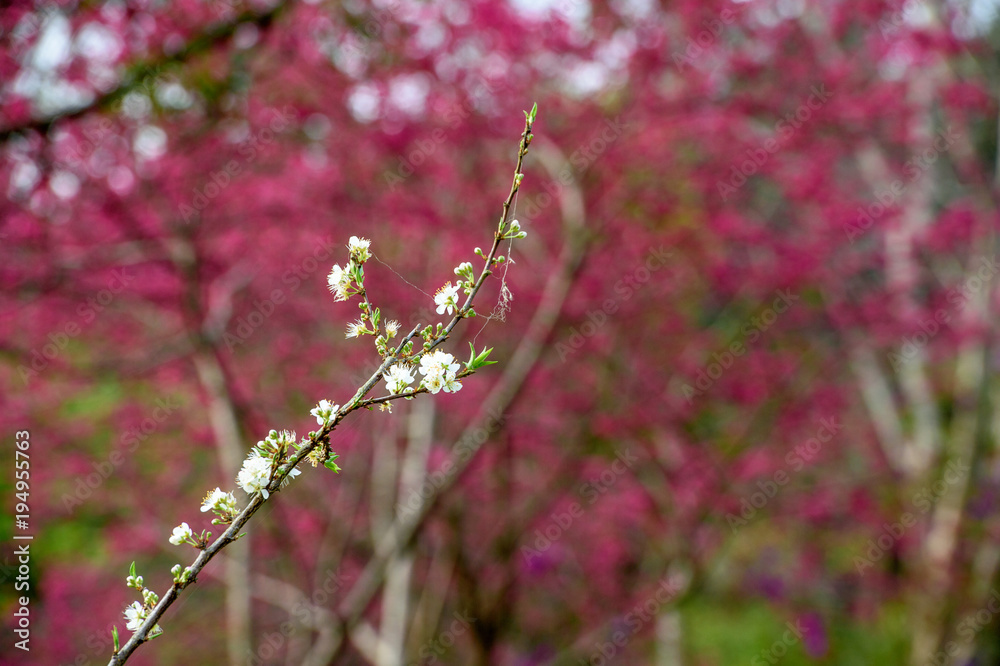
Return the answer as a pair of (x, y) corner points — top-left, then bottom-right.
(476, 350), (498, 369)
(466, 345), (498, 370)
(324, 459), (342, 473)
(129, 561), (136, 578)
(112, 626), (119, 653)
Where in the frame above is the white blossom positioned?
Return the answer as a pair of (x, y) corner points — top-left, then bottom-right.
(419, 350), (460, 378)
(385, 320), (400, 338)
(124, 602), (146, 632)
(201, 487), (237, 514)
(327, 263), (352, 301)
(441, 372), (463, 393)
(310, 399), (339, 425)
(237, 440), (301, 499)
(168, 522), (193, 546)
(348, 235), (371, 262)
(422, 373), (444, 394)
(346, 320), (365, 338)
(384, 363), (415, 395)
(434, 282), (460, 315)
(237, 451), (273, 498)
(418, 351), (462, 394)
(327, 263), (345, 288)
(348, 236), (370, 251)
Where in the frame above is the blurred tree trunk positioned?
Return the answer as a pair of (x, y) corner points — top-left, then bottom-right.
(655, 609), (683, 666)
(194, 351), (252, 666)
(846, 40), (999, 664)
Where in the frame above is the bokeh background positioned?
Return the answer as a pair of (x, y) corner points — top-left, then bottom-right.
(4, 0), (1000, 664)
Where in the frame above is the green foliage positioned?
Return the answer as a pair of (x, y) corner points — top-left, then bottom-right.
(683, 597), (909, 663)
(59, 379), (123, 421)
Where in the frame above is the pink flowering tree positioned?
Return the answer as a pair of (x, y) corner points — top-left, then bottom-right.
(4, 1), (1000, 665)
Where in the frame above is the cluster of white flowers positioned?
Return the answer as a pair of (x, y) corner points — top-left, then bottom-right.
(384, 363), (415, 395)
(327, 236), (372, 301)
(131, 236), (400, 637)
(310, 399), (339, 425)
(236, 451), (273, 497)
(119, 104), (535, 650)
(348, 235), (371, 262)
(418, 350), (463, 394)
(236, 432), (302, 499)
(327, 263), (352, 301)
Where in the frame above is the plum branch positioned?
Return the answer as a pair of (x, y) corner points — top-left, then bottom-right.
(105, 104), (536, 666)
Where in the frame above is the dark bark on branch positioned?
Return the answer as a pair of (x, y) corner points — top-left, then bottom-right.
(0, 2), (288, 142)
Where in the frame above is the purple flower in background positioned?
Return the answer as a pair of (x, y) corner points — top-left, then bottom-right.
(801, 612), (828, 658)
